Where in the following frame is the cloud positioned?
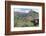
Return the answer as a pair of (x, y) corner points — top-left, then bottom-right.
(14, 8), (31, 13)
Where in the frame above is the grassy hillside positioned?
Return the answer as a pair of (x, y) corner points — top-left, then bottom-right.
(14, 10), (39, 27)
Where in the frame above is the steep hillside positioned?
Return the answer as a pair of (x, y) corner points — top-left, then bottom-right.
(14, 9), (39, 27)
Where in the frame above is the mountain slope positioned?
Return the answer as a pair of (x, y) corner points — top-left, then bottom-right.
(14, 9), (39, 27)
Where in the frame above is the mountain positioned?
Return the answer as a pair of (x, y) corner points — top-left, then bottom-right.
(14, 9), (39, 19)
(14, 9), (39, 27)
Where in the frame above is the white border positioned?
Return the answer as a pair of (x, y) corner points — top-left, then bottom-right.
(11, 5), (42, 31)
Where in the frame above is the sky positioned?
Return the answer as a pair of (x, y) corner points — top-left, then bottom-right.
(14, 8), (39, 13)
(13, 5), (41, 13)
(14, 8), (31, 13)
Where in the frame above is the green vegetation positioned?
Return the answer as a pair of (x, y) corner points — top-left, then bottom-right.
(14, 10), (39, 27)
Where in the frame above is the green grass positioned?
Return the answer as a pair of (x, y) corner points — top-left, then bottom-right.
(14, 16), (35, 27)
